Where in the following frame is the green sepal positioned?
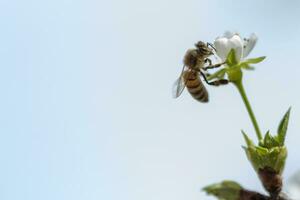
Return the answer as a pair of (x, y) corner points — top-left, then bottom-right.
(240, 63), (255, 70)
(207, 68), (227, 81)
(243, 56), (266, 64)
(207, 50), (265, 83)
(203, 181), (242, 200)
(226, 66), (242, 83)
(226, 49), (238, 67)
(277, 107), (291, 146)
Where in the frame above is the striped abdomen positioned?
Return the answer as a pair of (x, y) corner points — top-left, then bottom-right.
(184, 71), (209, 102)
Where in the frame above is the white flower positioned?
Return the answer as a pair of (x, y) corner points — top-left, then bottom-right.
(214, 31), (258, 62)
(243, 33), (258, 58)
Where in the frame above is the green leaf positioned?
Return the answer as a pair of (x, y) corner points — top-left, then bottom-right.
(260, 131), (280, 148)
(277, 107), (291, 146)
(256, 146), (268, 154)
(244, 145), (287, 174)
(242, 130), (254, 147)
(226, 49), (238, 66)
(273, 147), (287, 174)
(207, 68), (227, 81)
(203, 181), (242, 200)
(244, 56), (266, 64)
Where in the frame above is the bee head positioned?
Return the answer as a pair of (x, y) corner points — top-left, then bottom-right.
(195, 41), (214, 56)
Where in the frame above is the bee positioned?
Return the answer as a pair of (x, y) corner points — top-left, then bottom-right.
(172, 41), (228, 102)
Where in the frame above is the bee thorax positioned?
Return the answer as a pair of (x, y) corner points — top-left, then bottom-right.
(183, 49), (198, 68)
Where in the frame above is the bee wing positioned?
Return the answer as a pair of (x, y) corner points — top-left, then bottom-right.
(172, 75), (186, 98)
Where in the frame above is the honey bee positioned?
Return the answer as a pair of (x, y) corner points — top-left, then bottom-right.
(172, 41), (228, 102)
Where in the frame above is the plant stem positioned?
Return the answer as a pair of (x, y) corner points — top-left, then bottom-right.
(240, 189), (287, 200)
(234, 80), (262, 141)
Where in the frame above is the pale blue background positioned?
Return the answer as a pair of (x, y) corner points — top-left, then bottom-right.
(0, 0), (299, 200)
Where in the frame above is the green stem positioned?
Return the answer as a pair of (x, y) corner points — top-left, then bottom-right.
(234, 80), (262, 141)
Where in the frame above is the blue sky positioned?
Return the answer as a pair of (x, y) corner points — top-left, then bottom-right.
(0, 0), (300, 200)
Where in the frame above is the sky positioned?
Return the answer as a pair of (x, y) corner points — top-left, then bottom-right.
(0, 0), (300, 200)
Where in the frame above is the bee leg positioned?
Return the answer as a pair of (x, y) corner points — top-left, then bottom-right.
(206, 42), (216, 51)
(204, 61), (226, 70)
(200, 72), (228, 86)
(206, 79), (229, 86)
(209, 79), (229, 86)
(204, 58), (212, 66)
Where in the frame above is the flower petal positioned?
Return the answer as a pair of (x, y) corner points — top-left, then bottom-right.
(223, 31), (238, 39)
(243, 33), (258, 58)
(214, 34), (243, 62)
(214, 37), (229, 61)
(227, 35), (243, 62)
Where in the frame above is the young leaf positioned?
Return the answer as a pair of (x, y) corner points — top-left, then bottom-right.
(244, 56), (266, 64)
(226, 49), (238, 66)
(242, 130), (254, 147)
(203, 181), (242, 200)
(261, 131), (280, 148)
(277, 107), (291, 146)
